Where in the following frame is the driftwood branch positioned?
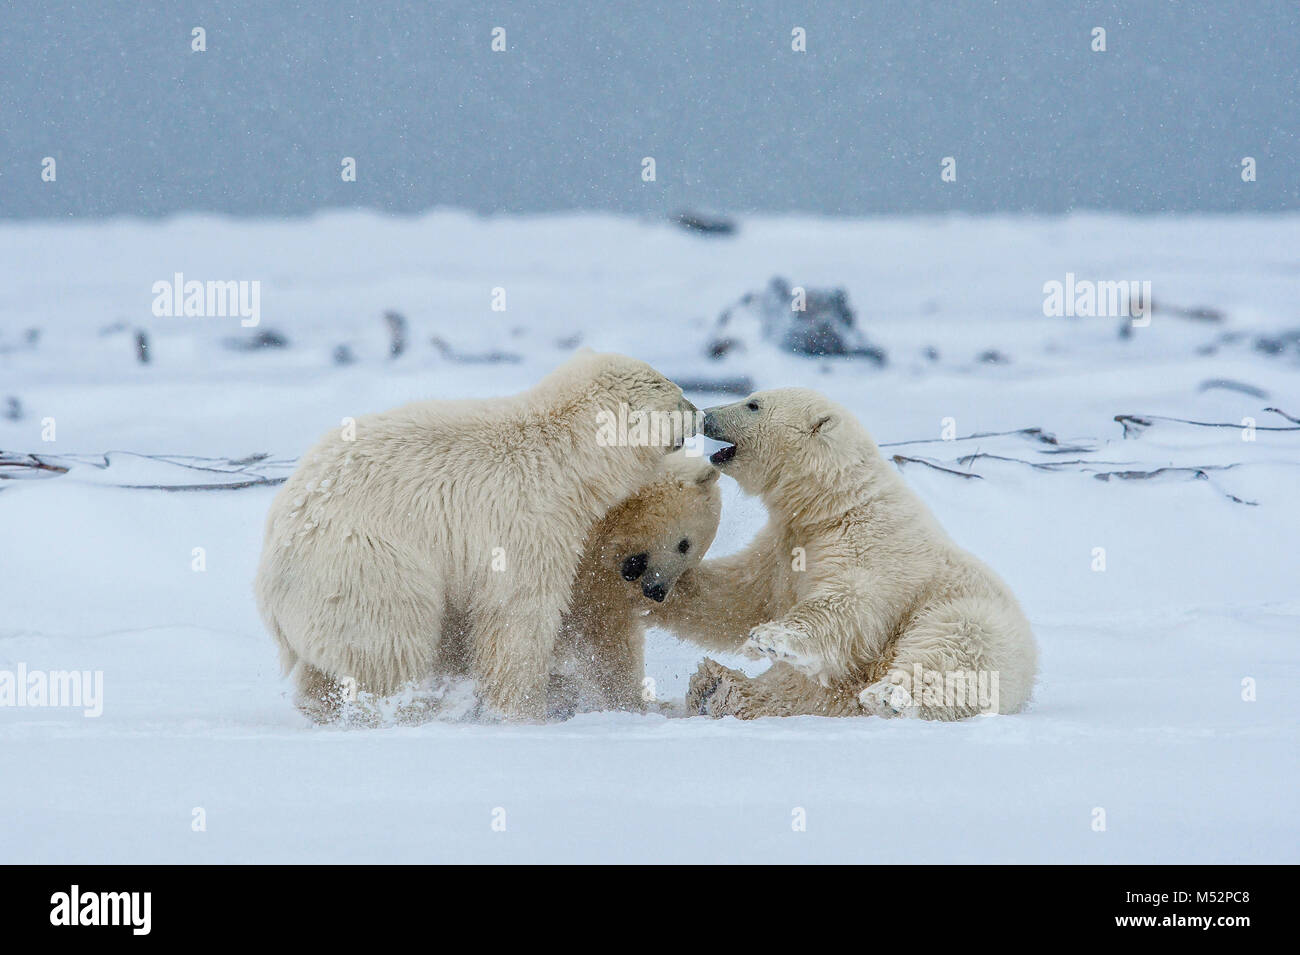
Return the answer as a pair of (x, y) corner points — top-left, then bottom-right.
(0, 453), (70, 477)
(891, 455), (982, 479)
(1094, 467), (1256, 506)
(880, 427), (1094, 453)
(1116, 413), (1300, 437)
(915, 450), (1258, 506)
(954, 452), (1130, 472)
(121, 477), (287, 492)
(1264, 407), (1300, 425)
(0, 450), (290, 491)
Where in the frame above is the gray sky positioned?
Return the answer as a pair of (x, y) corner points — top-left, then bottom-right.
(2, 0), (1296, 218)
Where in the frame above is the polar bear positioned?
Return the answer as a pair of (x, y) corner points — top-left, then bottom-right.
(548, 452), (721, 716)
(651, 388), (1037, 721)
(255, 351), (698, 721)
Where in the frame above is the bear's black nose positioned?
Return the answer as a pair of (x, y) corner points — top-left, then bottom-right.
(643, 582), (667, 602)
(701, 410), (722, 440)
(621, 553), (648, 581)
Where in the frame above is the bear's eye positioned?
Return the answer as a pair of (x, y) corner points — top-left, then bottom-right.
(746, 401), (759, 411)
(620, 553), (648, 581)
(677, 539), (690, 554)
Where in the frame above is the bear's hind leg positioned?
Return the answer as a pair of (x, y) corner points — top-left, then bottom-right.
(686, 658), (761, 718)
(860, 596), (1033, 720)
(469, 598), (564, 721)
(294, 663), (347, 724)
(687, 659), (861, 719)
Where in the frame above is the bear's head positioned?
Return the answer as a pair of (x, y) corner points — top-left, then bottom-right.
(700, 387), (869, 498)
(585, 450), (721, 603)
(540, 351), (701, 458)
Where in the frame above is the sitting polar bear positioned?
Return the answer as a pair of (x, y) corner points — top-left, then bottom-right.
(255, 351), (698, 721)
(549, 452), (721, 716)
(652, 388), (1038, 720)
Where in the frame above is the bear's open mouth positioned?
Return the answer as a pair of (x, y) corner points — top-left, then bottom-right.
(710, 444), (737, 466)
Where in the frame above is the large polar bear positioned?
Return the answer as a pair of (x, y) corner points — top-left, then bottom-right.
(549, 452), (721, 715)
(651, 388), (1038, 720)
(255, 352), (698, 721)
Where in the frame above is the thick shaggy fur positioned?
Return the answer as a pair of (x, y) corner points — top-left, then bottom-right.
(653, 388), (1038, 721)
(549, 453), (721, 715)
(255, 351), (696, 721)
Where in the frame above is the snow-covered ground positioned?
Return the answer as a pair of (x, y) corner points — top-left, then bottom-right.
(1, 211), (1297, 863)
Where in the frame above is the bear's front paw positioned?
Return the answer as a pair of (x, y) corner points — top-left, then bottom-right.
(741, 621), (802, 660)
(742, 622), (827, 682)
(858, 680), (918, 719)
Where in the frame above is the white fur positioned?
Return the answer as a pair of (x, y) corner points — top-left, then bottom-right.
(548, 451), (721, 716)
(254, 351), (694, 721)
(656, 387), (1038, 720)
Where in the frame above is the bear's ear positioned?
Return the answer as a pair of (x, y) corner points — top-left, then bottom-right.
(809, 413), (836, 436)
(696, 466), (720, 485)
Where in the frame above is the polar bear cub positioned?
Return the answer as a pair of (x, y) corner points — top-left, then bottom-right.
(549, 452), (721, 715)
(255, 351), (698, 721)
(653, 388), (1037, 720)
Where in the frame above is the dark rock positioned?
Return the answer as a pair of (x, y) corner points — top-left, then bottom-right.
(672, 211), (737, 236)
(1198, 379), (1268, 399)
(384, 311), (407, 358)
(1254, 330), (1300, 356)
(706, 337), (739, 360)
(223, 329), (289, 351)
(706, 277), (885, 364)
(431, 337), (522, 364)
(673, 376), (755, 397)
